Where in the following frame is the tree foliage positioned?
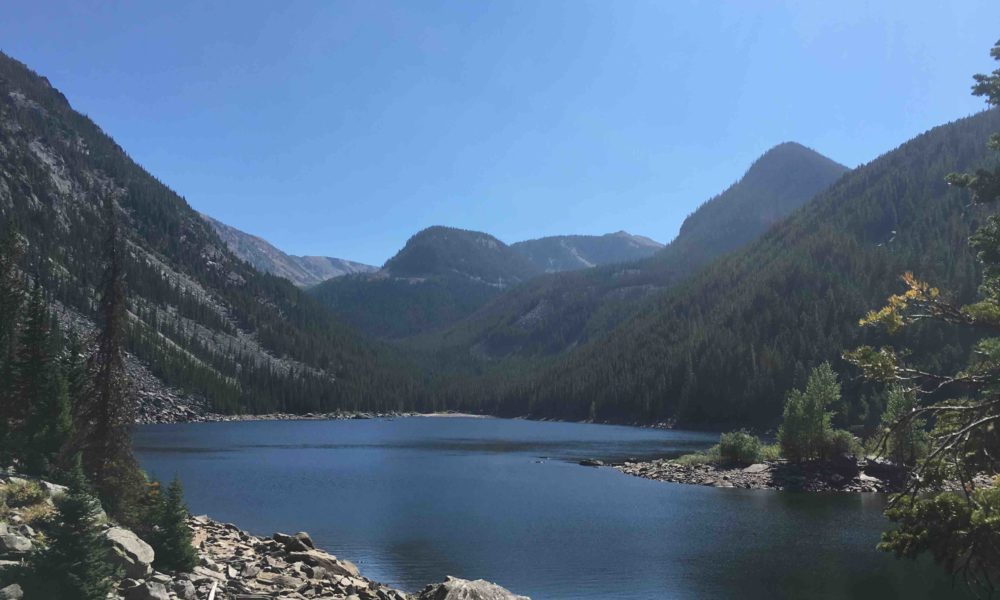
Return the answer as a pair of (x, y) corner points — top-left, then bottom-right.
(778, 363), (839, 462)
(847, 38), (1000, 594)
(151, 477), (198, 572)
(21, 465), (119, 600)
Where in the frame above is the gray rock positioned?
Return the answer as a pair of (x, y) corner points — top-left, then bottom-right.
(0, 584), (23, 600)
(578, 459), (603, 467)
(273, 531), (310, 552)
(294, 531), (315, 549)
(104, 526), (155, 579)
(150, 571), (172, 584)
(38, 481), (68, 498)
(287, 549), (360, 578)
(12, 525), (32, 538)
(172, 579), (197, 600)
(418, 576), (530, 600)
(124, 581), (169, 600)
(742, 463), (769, 474)
(0, 534), (32, 554)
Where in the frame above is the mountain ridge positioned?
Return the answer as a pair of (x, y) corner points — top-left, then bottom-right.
(413, 141), (849, 361)
(200, 213), (376, 287)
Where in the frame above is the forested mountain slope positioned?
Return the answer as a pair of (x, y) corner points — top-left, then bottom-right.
(0, 52), (424, 415)
(201, 213), (375, 287)
(419, 142), (847, 360)
(492, 110), (1000, 426)
(510, 231), (663, 272)
(308, 226), (544, 339)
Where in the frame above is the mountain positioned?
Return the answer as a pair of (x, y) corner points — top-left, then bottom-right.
(201, 213), (376, 287)
(384, 226), (540, 283)
(473, 110), (1000, 426)
(511, 231), (663, 272)
(0, 52), (423, 416)
(310, 226), (542, 339)
(417, 142), (849, 360)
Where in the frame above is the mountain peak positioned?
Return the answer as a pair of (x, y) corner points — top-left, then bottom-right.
(675, 143), (848, 242)
(384, 226), (537, 282)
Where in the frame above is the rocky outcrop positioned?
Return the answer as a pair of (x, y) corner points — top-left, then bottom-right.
(615, 458), (900, 492)
(1, 472), (525, 600)
(105, 526), (156, 579)
(185, 516), (408, 600)
(417, 576), (530, 600)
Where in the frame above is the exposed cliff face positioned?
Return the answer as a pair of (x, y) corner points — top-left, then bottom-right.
(200, 213), (376, 287)
(0, 51), (422, 416)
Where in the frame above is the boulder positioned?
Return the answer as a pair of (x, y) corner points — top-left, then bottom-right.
(418, 576), (530, 600)
(578, 459), (603, 467)
(273, 531), (311, 552)
(294, 531), (315, 549)
(287, 549), (361, 578)
(172, 580), (197, 600)
(0, 534), (32, 555)
(742, 463), (769, 474)
(38, 481), (68, 498)
(124, 581), (169, 600)
(864, 457), (905, 480)
(0, 584), (23, 600)
(104, 527), (155, 579)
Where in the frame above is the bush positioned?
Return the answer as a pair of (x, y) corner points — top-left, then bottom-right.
(718, 431), (763, 466)
(760, 443), (782, 461)
(674, 447), (719, 466)
(825, 429), (863, 458)
(3, 480), (45, 508)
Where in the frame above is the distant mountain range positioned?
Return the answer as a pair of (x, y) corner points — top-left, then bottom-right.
(416, 141), (849, 360)
(308, 226), (664, 339)
(200, 214), (376, 287)
(512, 232), (663, 272)
(459, 110), (1000, 425)
(5, 48), (995, 429)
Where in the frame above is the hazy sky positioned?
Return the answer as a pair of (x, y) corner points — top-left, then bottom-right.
(2, 1), (999, 265)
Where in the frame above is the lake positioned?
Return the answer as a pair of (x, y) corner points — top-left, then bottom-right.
(133, 417), (966, 599)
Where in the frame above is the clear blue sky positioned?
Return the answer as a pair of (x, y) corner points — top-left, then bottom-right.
(2, 1), (999, 265)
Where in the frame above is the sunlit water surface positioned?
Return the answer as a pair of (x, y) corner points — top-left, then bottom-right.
(134, 417), (968, 599)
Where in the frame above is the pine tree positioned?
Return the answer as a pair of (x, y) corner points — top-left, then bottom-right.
(25, 463), (119, 600)
(0, 224), (25, 463)
(152, 477), (198, 572)
(15, 287), (71, 473)
(71, 199), (143, 521)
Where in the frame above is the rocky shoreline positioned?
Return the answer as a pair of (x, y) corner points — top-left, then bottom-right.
(614, 457), (907, 493)
(0, 473), (530, 600)
(137, 407), (421, 426)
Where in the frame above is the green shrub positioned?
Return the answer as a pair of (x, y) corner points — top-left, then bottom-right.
(760, 443), (782, 461)
(825, 429), (862, 458)
(718, 431), (763, 466)
(674, 445), (720, 466)
(4, 480), (45, 508)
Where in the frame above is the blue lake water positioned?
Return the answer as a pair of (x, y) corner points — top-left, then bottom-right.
(133, 417), (968, 599)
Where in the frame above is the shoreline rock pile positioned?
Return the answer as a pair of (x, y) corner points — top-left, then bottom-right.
(182, 516), (410, 600)
(615, 457), (904, 493)
(2, 471), (530, 600)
